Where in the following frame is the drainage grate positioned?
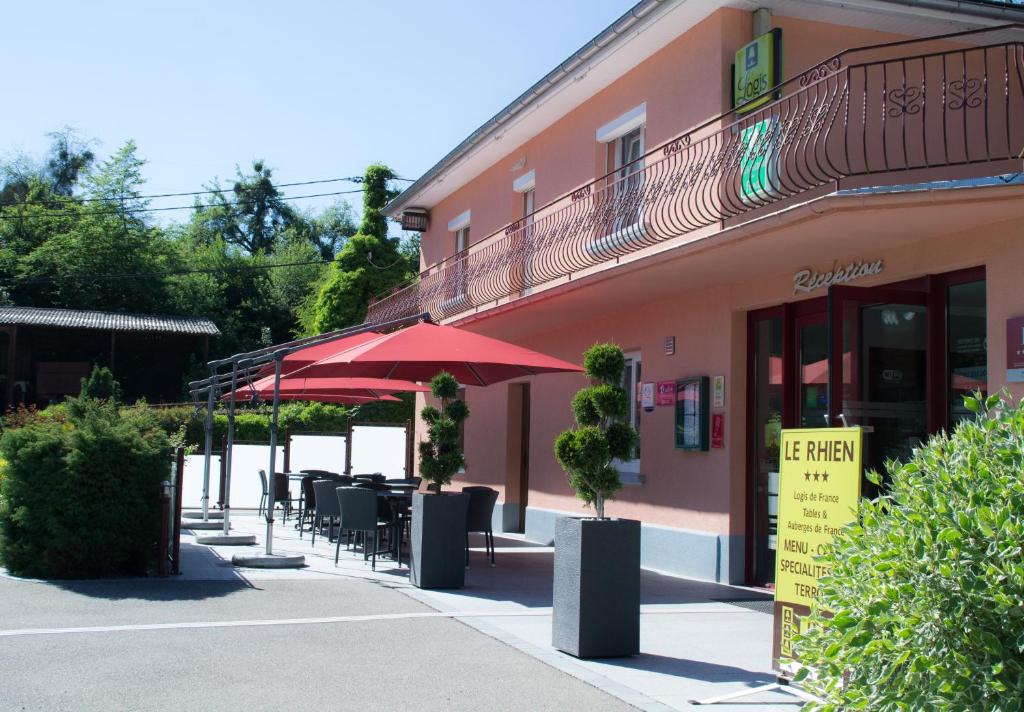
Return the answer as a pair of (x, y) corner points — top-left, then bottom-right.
(713, 598), (774, 614)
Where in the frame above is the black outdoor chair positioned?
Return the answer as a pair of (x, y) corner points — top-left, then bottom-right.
(311, 479), (342, 547)
(301, 469), (339, 479)
(336, 487), (388, 570)
(463, 486), (498, 566)
(273, 472), (297, 521)
(257, 469), (269, 517)
(299, 475), (317, 537)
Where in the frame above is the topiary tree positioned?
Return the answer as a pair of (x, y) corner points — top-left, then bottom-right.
(418, 372), (470, 493)
(793, 392), (1024, 709)
(554, 343), (636, 519)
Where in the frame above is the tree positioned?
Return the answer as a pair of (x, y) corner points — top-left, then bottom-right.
(418, 372), (470, 492)
(303, 163), (411, 334)
(554, 343), (636, 519)
(196, 160), (299, 255)
(11, 141), (174, 313)
(46, 128), (95, 196)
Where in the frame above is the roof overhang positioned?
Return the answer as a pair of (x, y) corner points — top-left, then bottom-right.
(387, 0), (1024, 217)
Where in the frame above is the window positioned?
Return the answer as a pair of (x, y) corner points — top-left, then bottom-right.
(593, 105), (647, 254)
(444, 211), (471, 308)
(512, 171), (537, 295)
(619, 351), (642, 472)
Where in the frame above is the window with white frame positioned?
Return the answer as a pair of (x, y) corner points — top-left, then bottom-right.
(512, 170), (536, 294)
(619, 350), (642, 472)
(445, 211), (471, 306)
(594, 104), (647, 249)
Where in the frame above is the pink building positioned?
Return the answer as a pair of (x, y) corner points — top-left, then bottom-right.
(372, 0), (1024, 586)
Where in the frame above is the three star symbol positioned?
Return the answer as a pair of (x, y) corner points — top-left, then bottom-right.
(802, 470), (831, 483)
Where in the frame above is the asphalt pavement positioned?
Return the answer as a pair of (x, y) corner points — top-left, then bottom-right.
(0, 573), (636, 712)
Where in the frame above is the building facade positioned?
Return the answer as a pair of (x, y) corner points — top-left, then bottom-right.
(372, 0), (1024, 585)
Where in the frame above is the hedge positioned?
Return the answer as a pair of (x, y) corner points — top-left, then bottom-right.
(0, 396), (170, 578)
(126, 394), (415, 447)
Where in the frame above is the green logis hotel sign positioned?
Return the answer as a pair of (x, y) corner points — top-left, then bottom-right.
(733, 28), (783, 115)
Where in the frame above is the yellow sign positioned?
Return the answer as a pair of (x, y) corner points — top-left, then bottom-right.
(734, 29), (782, 115)
(772, 427), (862, 670)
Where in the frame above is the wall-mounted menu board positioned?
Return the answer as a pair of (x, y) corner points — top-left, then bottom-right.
(675, 376), (710, 451)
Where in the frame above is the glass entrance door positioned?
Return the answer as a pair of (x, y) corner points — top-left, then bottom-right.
(828, 286), (929, 491)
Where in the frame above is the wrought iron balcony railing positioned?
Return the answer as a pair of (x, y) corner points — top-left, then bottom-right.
(368, 26), (1024, 324)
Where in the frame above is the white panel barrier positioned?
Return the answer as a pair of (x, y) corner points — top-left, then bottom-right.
(289, 435), (346, 475)
(180, 425), (408, 509)
(350, 425), (407, 478)
(182, 445), (283, 509)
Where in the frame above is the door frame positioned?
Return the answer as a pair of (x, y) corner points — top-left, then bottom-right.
(745, 265), (985, 585)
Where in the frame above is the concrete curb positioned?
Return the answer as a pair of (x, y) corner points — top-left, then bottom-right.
(182, 521), (229, 531)
(231, 554), (306, 569)
(182, 512), (224, 520)
(195, 534), (257, 546)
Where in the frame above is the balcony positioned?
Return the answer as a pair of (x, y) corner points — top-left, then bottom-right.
(368, 26), (1024, 325)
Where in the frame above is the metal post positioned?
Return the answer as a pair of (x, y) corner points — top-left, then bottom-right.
(201, 370), (216, 522)
(158, 480), (171, 578)
(223, 364), (238, 535)
(265, 355), (283, 555)
(344, 416), (353, 476)
(172, 447), (185, 575)
(218, 434), (227, 509)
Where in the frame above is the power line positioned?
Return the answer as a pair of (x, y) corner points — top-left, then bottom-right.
(0, 188), (368, 220)
(2, 258), (336, 285)
(0, 174), (416, 212)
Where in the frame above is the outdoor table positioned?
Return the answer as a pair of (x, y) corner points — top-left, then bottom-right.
(286, 473), (310, 529)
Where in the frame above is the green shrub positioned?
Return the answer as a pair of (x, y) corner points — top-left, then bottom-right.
(554, 343), (636, 518)
(794, 393), (1024, 709)
(121, 393), (415, 448)
(418, 372), (469, 492)
(0, 395), (170, 578)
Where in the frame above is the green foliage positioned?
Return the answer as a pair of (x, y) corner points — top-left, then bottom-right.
(583, 343), (625, 385)
(0, 393), (170, 578)
(794, 393), (1024, 709)
(554, 343), (635, 517)
(79, 365), (121, 402)
(302, 163), (413, 334)
(418, 371), (469, 491)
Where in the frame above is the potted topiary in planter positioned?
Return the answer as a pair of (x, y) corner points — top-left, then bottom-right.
(410, 371), (471, 589)
(552, 343), (640, 658)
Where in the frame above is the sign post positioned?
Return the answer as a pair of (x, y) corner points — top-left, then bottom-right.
(773, 427), (863, 671)
(693, 426), (862, 706)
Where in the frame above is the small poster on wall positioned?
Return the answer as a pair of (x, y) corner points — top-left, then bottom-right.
(713, 375), (725, 408)
(641, 382), (655, 411)
(656, 381), (675, 406)
(711, 413), (725, 449)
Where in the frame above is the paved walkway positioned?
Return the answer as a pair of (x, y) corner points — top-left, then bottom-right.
(177, 511), (805, 711)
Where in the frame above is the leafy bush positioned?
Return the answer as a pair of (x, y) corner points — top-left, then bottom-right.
(554, 343), (636, 518)
(0, 394), (171, 578)
(795, 393), (1024, 709)
(418, 372), (469, 492)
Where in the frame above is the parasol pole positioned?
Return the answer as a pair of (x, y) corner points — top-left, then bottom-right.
(264, 354), (283, 555)
(200, 367), (216, 522)
(222, 363), (238, 535)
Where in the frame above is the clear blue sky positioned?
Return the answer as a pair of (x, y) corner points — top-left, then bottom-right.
(0, 1), (633, 221)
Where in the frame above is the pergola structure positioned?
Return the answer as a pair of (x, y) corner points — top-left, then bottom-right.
(188, 313), (428, 559)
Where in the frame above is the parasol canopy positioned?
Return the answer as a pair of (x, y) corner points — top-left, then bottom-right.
(293, 322), (583, 386)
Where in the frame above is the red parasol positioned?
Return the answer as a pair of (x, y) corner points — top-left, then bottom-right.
(293, 322), (583, 385)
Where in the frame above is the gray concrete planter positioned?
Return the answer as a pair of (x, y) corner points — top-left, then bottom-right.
(552, 516), (640, 658)
(410, 491), (469, 590)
